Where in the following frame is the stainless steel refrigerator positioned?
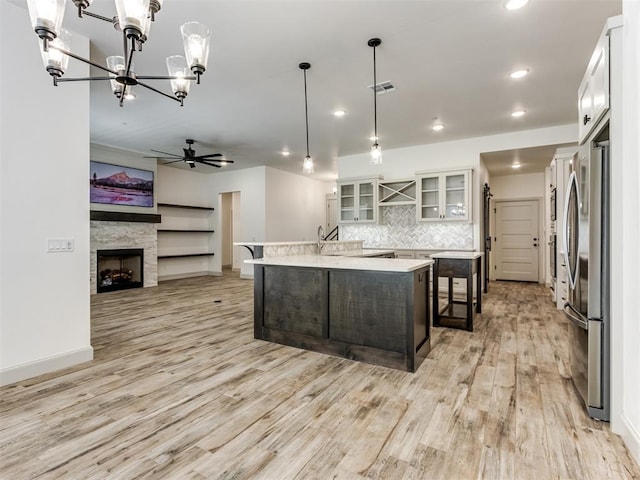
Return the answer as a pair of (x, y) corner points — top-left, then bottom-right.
(562, 119), (610, 421)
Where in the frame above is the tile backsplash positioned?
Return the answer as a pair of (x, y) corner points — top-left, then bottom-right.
(340, 205), (473, 249)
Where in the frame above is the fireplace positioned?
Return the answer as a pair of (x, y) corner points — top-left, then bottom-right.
(97, 249), (144, 293)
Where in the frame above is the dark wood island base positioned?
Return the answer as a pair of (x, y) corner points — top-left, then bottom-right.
(252, 259), (432, 372)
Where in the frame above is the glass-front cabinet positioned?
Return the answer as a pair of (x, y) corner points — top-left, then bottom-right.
(417, 170), (471, 222)
(338, 178), (378, 223)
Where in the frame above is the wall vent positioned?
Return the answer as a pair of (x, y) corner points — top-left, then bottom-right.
(368, 81), (396, 94)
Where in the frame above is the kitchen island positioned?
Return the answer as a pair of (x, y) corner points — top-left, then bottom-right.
(247, 254), (433, 372)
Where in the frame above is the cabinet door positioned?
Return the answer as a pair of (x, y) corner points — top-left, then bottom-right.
(419, 175), (440, 220)
(339, 183), (355, 222)
(356, 180), (376, 223)
(578, 74), (593, 144)
(443, 172), (468, 221)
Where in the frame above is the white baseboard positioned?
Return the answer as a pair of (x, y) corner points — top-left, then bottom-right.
(621, 413), (640, 467)
(158, 271), (222, 281)
(0, 346), (94, 387)
(240, 273), (254, 280)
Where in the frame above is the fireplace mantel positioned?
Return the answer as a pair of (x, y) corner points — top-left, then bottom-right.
(90, 210), (161, 223)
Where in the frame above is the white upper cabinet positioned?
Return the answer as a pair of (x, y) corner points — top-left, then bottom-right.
(338, 178), (379, 223)
(578, 30), (609, 144)
(417, 170), (471, 223)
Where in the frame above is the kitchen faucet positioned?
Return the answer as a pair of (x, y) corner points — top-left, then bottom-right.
(317, 225), (324, 253)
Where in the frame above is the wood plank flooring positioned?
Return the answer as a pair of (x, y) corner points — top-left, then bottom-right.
(1, 273), (639, 479)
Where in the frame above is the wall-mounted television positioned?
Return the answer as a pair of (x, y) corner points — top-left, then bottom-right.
(90, 161), (154, 208)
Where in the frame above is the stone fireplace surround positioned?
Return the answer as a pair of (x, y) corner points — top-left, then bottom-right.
(90, 220), (158, 294)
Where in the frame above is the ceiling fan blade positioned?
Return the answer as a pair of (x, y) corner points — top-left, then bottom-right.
(161, 159), (186, 164)
(150, 149), (182, 158)
(193, 153), (224, 160)
(196, 160), (222, 168)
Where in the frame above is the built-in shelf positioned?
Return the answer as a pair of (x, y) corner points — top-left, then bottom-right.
(157, 203), (215, 211)
(157, 253), (215, 259)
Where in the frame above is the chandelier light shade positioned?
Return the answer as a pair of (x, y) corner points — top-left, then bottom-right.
(181, 22), (211, 82)
(368, 37), (382, 165)
(26, 0), (210, 107)
(299, 62), (314, 174)
(28, 0), (67, 44)
(40, 28), (71, 78)
(115, 0), (150, 39)
(166, 55), (191, 99)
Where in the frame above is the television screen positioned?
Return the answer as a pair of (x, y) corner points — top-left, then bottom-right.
(90, 161), (154, 208)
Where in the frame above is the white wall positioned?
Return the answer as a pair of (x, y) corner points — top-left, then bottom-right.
(490, 172), (545, 199)
(232, 191), (242, 270)
(616, 2), (640, 463)
(338, 124), (577, 251)
(265, 167), (333, 241)
(0, 2), (92, 385)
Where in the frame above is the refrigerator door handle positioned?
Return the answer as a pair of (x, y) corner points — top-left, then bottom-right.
(563, 302), (588, 330)
(563, 171), (579, 290)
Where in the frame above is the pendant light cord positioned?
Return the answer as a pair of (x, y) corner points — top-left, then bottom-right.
(373, 44), (377, 140)
(303, 68), (310, 158)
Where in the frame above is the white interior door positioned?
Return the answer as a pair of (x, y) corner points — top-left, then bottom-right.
(494, 200), (540, 282)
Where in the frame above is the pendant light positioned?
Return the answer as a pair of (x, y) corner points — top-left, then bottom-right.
(368, 37), (382, 165)
(300, 62), (314, 174)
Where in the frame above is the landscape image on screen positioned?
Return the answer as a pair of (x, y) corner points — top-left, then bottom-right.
(90, 161), (154, 207)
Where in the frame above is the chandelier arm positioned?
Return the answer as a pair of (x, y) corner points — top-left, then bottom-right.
(55, 76), (113, 82)
(136, 75), (197, 81)
(49, 46), (119, 76)
(124, 37), (136, 78)
(82, 10), (116, 24)
(135, 79), (182, 104)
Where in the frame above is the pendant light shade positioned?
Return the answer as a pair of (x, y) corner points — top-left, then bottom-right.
(115, 0), (150, 40)
(368, 37), (382, 165)
(181, 22), (211, 82)
(40, 28), (71, 77)
(166, 55), (192, 100)
(28, 0), (67, 44)
(299, 62), (314, 174)
(106, 55), (129, 97)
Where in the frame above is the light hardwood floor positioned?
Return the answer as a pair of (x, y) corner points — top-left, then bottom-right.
(1, 273), (639, 479)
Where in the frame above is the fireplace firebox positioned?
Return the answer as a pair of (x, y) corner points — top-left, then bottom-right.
(97, 249), (144, 293)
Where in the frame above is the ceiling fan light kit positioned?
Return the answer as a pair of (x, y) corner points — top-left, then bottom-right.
(368, 37), (383, 165)
(26, 0), (210, 107)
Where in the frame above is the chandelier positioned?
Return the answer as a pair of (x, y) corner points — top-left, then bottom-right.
(26, 0), (211, 107)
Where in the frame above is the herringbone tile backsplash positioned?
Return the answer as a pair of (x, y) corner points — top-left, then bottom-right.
(340, 205), (473, 249)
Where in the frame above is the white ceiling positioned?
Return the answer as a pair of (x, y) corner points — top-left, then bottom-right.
(32, 0), (621, 180)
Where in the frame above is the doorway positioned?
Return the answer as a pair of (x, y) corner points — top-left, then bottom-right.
(219, 191), (241, 273)
(494, 199), (540, 282)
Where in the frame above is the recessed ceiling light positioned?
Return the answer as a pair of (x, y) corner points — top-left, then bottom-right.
(510, 69), (529, 79)
(281, 150), (290, 156)
(505, 0), (529, 10)
(512, 163), (522, 169)
(432, 123), (444, 132)
(511, 110), (526, 118)
(219, 161), (228, 166)
(333, 110), (346, 117)
(369, 135), (378, 142)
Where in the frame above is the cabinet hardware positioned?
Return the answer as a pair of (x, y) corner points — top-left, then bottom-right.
(583, 114), (591, 125)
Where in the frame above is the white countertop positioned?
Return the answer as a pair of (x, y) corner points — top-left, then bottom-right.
(336, 249), (395, 257)
(246, 254), (433, 272)
(234, 241), (357, 246)
(431, 251), (484, 260)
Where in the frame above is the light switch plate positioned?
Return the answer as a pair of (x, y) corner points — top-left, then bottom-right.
(47, 238), (75, 253)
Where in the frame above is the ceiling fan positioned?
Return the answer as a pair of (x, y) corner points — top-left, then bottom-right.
(148, 139), (233, 168)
